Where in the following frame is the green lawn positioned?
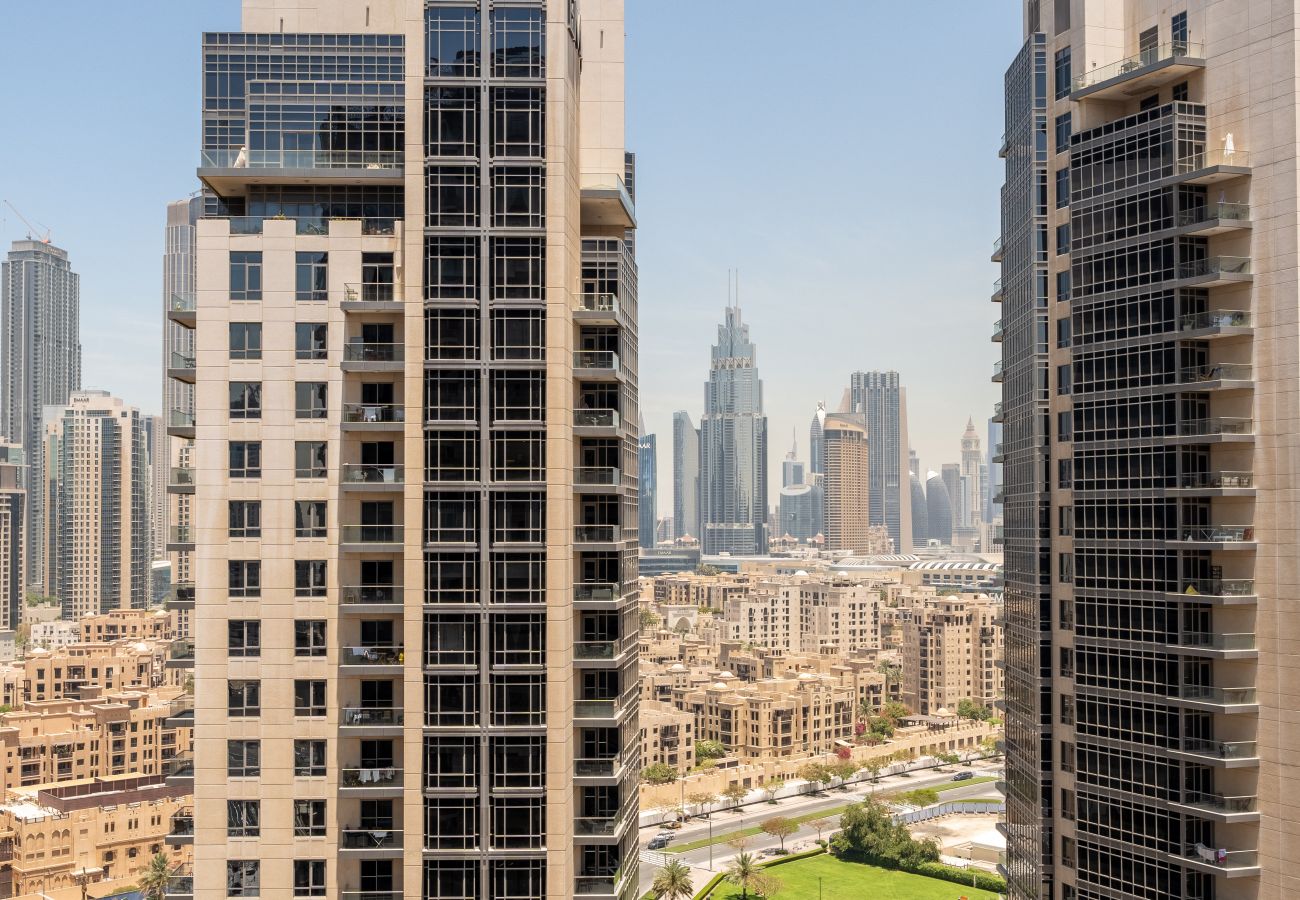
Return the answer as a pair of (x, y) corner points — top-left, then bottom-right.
(705, 854), (1000, 900)
(666, 806), (850, 854)
(934, 776), (998, 793)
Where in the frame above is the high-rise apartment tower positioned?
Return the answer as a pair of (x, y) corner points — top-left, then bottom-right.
(997, 3), (1291, 898)
(672, 410), (700, 540)
(848, 371), (912, 552)
(821, 413), (869, 553)
(0, 444), (24, 630)
(639, 426), (657, 549)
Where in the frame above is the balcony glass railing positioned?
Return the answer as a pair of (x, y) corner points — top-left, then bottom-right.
(1179, 417), (1253, 437)
(341, 767), (402, 788)
(1072, 41), (1203, 92)
(575, 757), (623, 777)
(342, 464), (404, 485)
(1178, 471), (1252, 489)
(574, 350), (619, 370)
(1177, 685), (1257, 704)
(341, 829), (403, 849)
(170, 351), (196, 369)
(340, 525), (403, 544)
(344, 282), (397, 303)
(574, 877), (619, 896)
(173, 582), (195, 604)
(164, 874), (194, 896)
(992, 361), (1004, 378)
(575, 467), (620, 487)
(170, 815), (195, 836)
(1180, 739), (1257, 759)
(170, 467), (195, 487)
(1176, 525), (1254, 543)
(1179, 791), (1257, 813)
(289, 216), (398, 236)
(1179, 363), (1252, 384)
(1181, 844), (1259, 869)
(201, 148), (403, 170)
(1175, 578), (1254, 597)
(168, 698), (194, 720)
(575, 525), (620, 543)
(574, 640), (620, 660)
(992, 319), (1004, 337)
(170, 640), (195, 661)
(1178, 257), (1251, 279)
(1179, 310), (1250, 331)
(344, 343), (403, 363)
(575, 293), (618, 314)
(342, 707), (404, 727)
(1177, 202), (1250, 226)
(169, 410), (196, 429)
(169, 526), (194, 544)
(993, 277), (1003, 294)
(1178, 148), (1251, 173)
(992, 236), (1003, 255)
(574, 583), (619, 602)
(344, 403), (405, 424)
(342, 585), (400, 605)
(574, 409), (619, 428)
(170, 293), (196, 313)
(1172, 632), (1256, 651)
(342, 646), (404, 666)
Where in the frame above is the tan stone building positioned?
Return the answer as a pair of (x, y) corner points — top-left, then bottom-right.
(821, 413), (870, 552)
(0, 774), (190, 897)
(13, 642), (177, 705)
(894, 595), (1003, 716)
(639, 700), (694, 774)
(78, 609), (173, 644)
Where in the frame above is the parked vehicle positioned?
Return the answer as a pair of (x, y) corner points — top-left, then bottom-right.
(952, 771), (975, 781)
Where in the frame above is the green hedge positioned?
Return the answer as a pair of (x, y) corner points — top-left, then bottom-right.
(833, 850), (1006, 894)
(692, 872), (727, 899)
(762, 847), (827, 869)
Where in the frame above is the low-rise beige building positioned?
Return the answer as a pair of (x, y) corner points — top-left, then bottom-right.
(639, 700), (695, 774)
(893, 594), (1003, 715)
(25, 622), (79, 651)
(12, 641), (178, 705)
(78, 609), (173, 644)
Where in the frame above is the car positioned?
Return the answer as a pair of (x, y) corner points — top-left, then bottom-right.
(647, 836), (670, 850)
(952, 771), (975, 781)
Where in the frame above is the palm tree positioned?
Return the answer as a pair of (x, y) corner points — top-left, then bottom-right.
(138, 852), (173, 900)
(652, 859), (694, 900)
(725, 852), (762, 899)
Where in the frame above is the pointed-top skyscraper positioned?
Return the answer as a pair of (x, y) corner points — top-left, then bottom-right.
(700, 305), (768, 554)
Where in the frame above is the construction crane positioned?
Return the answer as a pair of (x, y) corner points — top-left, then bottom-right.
(3, 201), (52, 244)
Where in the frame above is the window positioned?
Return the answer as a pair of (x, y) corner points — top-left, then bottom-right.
(1059, 506), (1073, 536)
(425, 492), (478, 544)
(295, 441), (328, 478)
(1057, 364), (1072, 396)
(363, 252), (395, 293)
(424, 674), (479, 727)
(426, 6), (479, 77)
(425, 308), (479, 360)
(295, 621), (328, 657)
(295, 560), (328, 598)
(1059, 459), (1073, 489)
(294, 740), (327, 777)
(425, 614), (478, 667)
(425, 860), (480, 899)
(491, 371), (543, 422)
(230, 252), (262, 301)
(492, 860), (543, 900)
(490, 553), (543, 605)
(424, 737), (479, 790)
(1172, 12), (1188, 45)
(492, 88), (544, 158)
(294, 860), (326, 897)
(491, 674), (545, 727)
(491, 735), (545, 788)
(227, 800), (260, 838)
(1055, 168), (1069, 208)
(424, 554), (479, 604)
(1054, 46), (1071, 100)
(229, 323), (263, 360)
(229, 561), (261, 598)
(296, 323), (328, 360)
(1056, 223), (1070, 255)
(425, 88), (478, 157)
(228, 501), (262, 539)
(228, 680), (260, 717)
(492, 167), (544, 229)
(226, 861), (260, 898)
(491, 492), (544, 545)
(490, 796), (543, 849)
(1060, 694), (1075, 725)
(1172, 81), (1188, 102)
(229, 441), (262, 478)
(296, 382), (328, 419)
(1058, 410), (1073, 441)
(491, 614), (544, 667)
(1057, 318), (1071, 348)
(296, 501), (327, 538)
(490, 7), (545, 79)
(293, 800), (327, 837)
(425, 797), (478, 850)
(491, 309), (544, 361)
(1054, 112), (1071, 152)
(424, 237), (479, 301)
(491, 237), (544, 300)
(228, 620), (261, 657)
(425, 371), (479, 422)
(426, 166), (479, 228)
(1060, 648), (1075, 679)
(490, 432), (544, 482)
(1056, 270), (1071, 302)
(229, 382), (262, 419)
(227, 740), (260, 777)
(296, 252), (328, 302)
(425, 431), (480, 482)
(294, 680), (327, 717)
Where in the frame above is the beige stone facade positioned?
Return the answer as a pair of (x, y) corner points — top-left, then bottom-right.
(78, 609), (172, 644)
(821, 413), (870, 552)
(639, 700), (694, 774)
(888, 594), (1003, 716)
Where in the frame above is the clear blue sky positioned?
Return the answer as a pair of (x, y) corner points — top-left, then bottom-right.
(0, 1), (1021, 515)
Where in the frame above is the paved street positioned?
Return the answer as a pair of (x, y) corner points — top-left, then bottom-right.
(637, 765), (1003, 894)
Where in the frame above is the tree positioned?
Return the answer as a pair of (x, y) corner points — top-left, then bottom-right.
(642, 763), (678, 785)
(830, 759), (859, 788)
(696, 564), (723, 576)
(980, 736), (1000, 758)
(686, 791), (717, 819)
(651, 860), (694, 900)
(763, 777), (785, 803)
(760, 816), (798, 853)
(724, 852), (762, 899)
(138, 853), (173, 900)
(863, 758), (885, 784)
(897, 788), (940, 808)
(727, 833), (752, 852)
(880, 700), (910, 725)
(856, 697), (875, 723)
(832, 797), (941, 869)
(654, 805), (682, 827)
(807, 816), (832, 841)
(639, 608), (661, 629)
(696, 739), (726, 762)
(934, 751), (960, 767)
(957, 698), (993, 721)
(722, 782), (748, 811)
(748, 872), (783, 899)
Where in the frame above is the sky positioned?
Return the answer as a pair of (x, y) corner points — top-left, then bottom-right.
(0, 1), (1022, 518)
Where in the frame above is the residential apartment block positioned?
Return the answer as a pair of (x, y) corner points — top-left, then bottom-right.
(178, 2), (640, 898)
(639, 699), (695, 775)
(821, 412), (870, 553)
(888, 594), (1003, 716)
(996, 3), (1292, 897)
(0, 445), (23, 631)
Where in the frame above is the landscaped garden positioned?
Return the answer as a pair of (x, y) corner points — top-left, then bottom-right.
(703, 853), (999, 899)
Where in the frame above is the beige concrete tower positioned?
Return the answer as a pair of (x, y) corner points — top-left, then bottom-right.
(996, 3), (1296, 899)
(821, 413), (869, 552)
(0, 444), (24, 630)
(177, 2), (638, 899)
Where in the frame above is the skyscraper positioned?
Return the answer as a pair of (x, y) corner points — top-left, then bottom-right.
(777, 483), (817, 543)
(699, 306), (768, 555)
(672, 409), (700, 540)
(821, 413), (870, 552)
(145, 414), (167, 562)
(998, 5), (1287, 898)
(782, 433), (805, 488)
(808, 402), (826, 476)
(986, 417), (1002, 524)
(184, 3), (639, 897)
(960, 418), (983, 530)
(909, 471), (928, 548)
(0, 444), (24, 630)
(44, 391), (150, 619)
(925, 470), (952, 546)
(849, 371), (912, 552)
(1, 239), (80, 597)
(639, 425), (657, 549)
(941, 463), (963, 529)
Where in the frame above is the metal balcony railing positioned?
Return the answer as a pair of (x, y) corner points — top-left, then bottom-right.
(341, 767), (402, 788)
(340, 525), (403, 544)
(1178, 471), (1252, 489)
(344, 403), (405, 424)
(342, 585), (401, 605)
(344, 283), (397, 303)
(342, 464), (404, 484)
(341, 707), (404, 726)
(344, 342), (403, 363)
(1177, 256), (1251, 279)
(1072, 41), (1203, 92)
(342, 646), (404, 666)
(1179, 310), (1250, 331)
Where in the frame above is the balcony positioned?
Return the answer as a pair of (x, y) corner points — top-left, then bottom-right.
(991, 277), (1003, 303)
(340, 525), (404, 552)
(992, 401), (1004, 423)
(1177, 257), (1252, 288)
(1168, 631), (1257, 660)
(341, 767), (403, 794)
(1177, 363), (1253, 391)
(167, 409), (195, 440)
(164, 871), (194, 899)
(574, 809), (634, 843)
(168, 466), (195, 495)
(1170, 471), (1254, 497)
(1170, 525), (1255, 550)
(991, 236), (1003, 263)
(341, 584), (404, 612)
(1175, 844), (1260, 878)
(167, 526), (194, 552)
(341, 707), (404, 733)
(574, 524), (621, 545)
(1071, 42), (1205, 101)
(342, 282), (402, 311)
(164, 752), (194, 785)
(575, 350), (620, 380)
(574, 639), (632, 662)
(580, 176), (636, 233)
(1177, 202), (1252, 236)
(167, 292), (196, 327)
(166, 812), (194, 846)
(343, 342), (404, 372)
(340, 828), (403, 856)
(575, 755), (629, 784)
(166, 640), (194, 669)
(343, 403), (405, 430)
(1175, 418), (1253, 444)
(342, 464), (404, 490)
(1171, 685), (1258, 713)
(1179, 310), (1252, 340)
(575, 467), (621, 490)
(1173, 739), (1259, 768)
(1172, 791), (1260, 823)
(167, 351), (196, 384)
(171, 582), (195, 609)
(207, 215), (399, 238)
(198, 148), (404, 197)
(992, 361), (1004, 383)
(574, 692), (635, 724)
(992, 319), (1004, 343)
(1168, 579), (1256, 605)
(574, 582), (622, 607)
(1177, 148), (1252, 186)
(574, 409), (621, 431)
(575, 876), (622, 898)
(164, 697), (194, 728)
(341, 645), (404, 672)
(574, 293), (620, 323)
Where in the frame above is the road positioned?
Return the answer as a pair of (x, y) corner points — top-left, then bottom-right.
(637, 765), (1003, 893)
